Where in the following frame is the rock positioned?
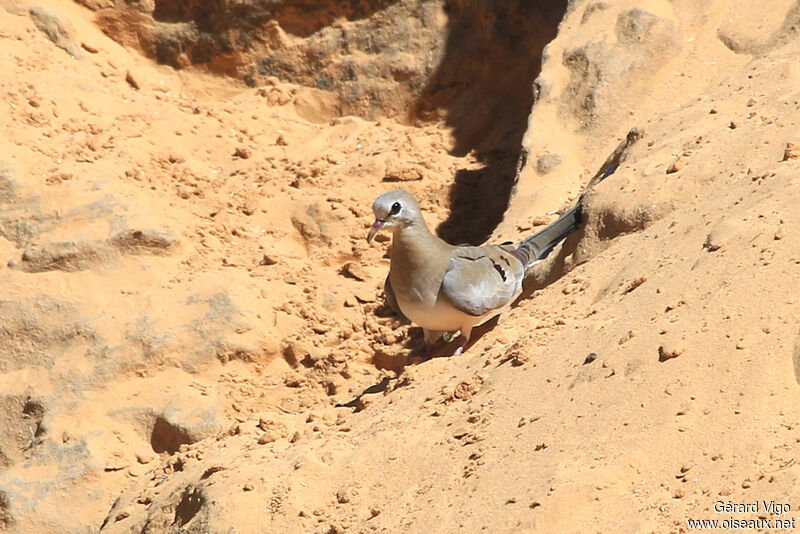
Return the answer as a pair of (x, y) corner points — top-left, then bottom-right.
(259, 254), (278, 266)
(536, 153), (563, 174)
(784, 142), (799, 161)
(17, 241), (104, 272)
(257, 432), (277, 445)
(114, 511), (129, 521)
(109, 229), (179, 255)
(94, 0), (447, 119)
(0, 297), (92, 373)
(125, 70), (140, 90)
(0, 395), (46, 468)
(233, 147), (251, 159)
(383, 163), (425, 182)
(452, 426), (470, 439)
(352, 288), (376, 303)
(283, 340), (324, 368)
(12, 229), (178, 273)
(703, 218), (752, 252)
(149, 406), (220, 455)
(0, 162), (17, 205)
(615, 8), (663, 43)
(340, 261), (367, 281)
(658, 343), (683, 362)
(127, 463), (149, 477)
(666, 156), (686, 174)
(104, 452), (128, 472)
(336, 488), (353, 504)
(242, 199), (258, 216)
(135, 453), (155, 464)
(29, 7), (83, 58)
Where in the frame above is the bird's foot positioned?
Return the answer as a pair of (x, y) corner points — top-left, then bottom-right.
(453, 335), (468, 356)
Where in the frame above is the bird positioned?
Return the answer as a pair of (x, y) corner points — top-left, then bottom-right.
(367, 189), (581, 355)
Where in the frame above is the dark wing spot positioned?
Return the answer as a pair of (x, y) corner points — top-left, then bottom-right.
(491, 260), (507, 281)
(457, 255), (479, 261)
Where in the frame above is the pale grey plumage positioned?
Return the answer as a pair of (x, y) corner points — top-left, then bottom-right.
(368, 189), (580, 354)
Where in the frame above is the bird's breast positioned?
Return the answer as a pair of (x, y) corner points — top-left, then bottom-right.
(394, 289), (471, 332)
(387, 228), (462, 329)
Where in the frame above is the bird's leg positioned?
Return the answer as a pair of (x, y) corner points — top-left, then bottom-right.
(423, 329), (443, 359)
(453, 327), (472, 355)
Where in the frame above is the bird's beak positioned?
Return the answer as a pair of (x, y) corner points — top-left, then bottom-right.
(367, 219), (385, 243)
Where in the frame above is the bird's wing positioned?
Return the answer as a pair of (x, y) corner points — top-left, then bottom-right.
(383, 275), (406, 319)
(440, 244), (526, 317)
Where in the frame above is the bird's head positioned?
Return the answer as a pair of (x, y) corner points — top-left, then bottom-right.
(367, 189), (422, 243)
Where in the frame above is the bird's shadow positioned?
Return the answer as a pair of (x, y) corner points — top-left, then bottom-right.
(340, 316), (502, 411)
(427, 315), (501, 358)
(335, 375), (395, 412)
(402, 315), (502, 363)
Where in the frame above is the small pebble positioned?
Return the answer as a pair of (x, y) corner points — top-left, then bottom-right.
(658, 344), (683, 362)
(336, 489), (352, 504)
(233, 147), (251, 159)
(783, 142), (799, 161)
(258, 432), (277, 445)
(666, 156), (686, 174)
(125, 70), (140, 90)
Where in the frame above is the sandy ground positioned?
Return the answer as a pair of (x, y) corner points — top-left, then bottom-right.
(1, 0), (800, 533)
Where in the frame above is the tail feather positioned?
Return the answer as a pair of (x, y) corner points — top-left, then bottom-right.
(509, 128), (642, 270)
(521, 205), (581, 265)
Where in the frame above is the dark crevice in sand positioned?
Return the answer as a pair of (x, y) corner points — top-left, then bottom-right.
(414, 0), (568, 245)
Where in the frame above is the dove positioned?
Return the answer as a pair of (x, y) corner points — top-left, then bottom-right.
(367, 190), (580, 355)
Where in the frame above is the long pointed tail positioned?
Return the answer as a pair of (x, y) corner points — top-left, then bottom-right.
(517, 128), (644, 268)
(521, 205), (581, 266)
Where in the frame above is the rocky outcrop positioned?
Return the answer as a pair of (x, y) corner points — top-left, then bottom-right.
(89, 0), (564, 130)
(87, 0), (571, 244)
(497, 0), (800, 252)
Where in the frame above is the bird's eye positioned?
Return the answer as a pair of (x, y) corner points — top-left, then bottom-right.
(389, 202), (401, 215)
